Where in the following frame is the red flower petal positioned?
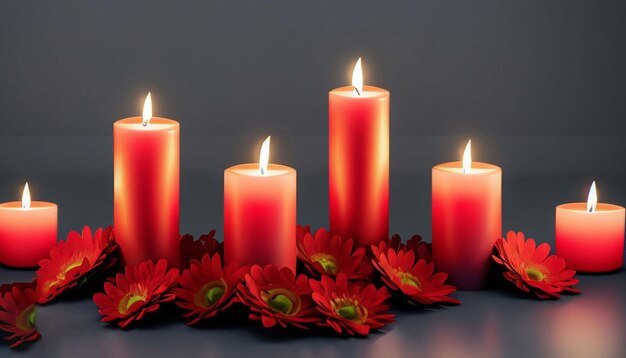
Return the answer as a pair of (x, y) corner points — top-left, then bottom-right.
(92, 259), (179, 328)
(237, 264), (320, 330)
(37, 226), (117, 304)
(492, 231), (581, 299)
(310, 273), (395, 336)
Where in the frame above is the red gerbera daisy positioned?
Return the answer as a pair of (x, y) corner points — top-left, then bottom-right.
(0, 281), (41, 348)
(179, 230), (223, 268)
(237, 265), (320, 329)
(310, 273), (395, 336)
(376, 234), (432, 262)
(296, 227), (372, 280)
(371, 245), (460, 305)
(37, 226), (117, 304)
(492, 231), (580, 299)
(173, 253), (247, 325)
(93, 259), (179, 328)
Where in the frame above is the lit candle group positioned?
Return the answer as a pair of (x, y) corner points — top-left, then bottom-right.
(0, 58), (622, 286)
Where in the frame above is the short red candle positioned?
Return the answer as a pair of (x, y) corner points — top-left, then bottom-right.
(224, 138), (297, 272)
(329, 58), (389, 247)
(114, 94), (180, 267)
(556, 183), (624, 273)
(432, 141), (502, 289)
(0, 184), (57, 268)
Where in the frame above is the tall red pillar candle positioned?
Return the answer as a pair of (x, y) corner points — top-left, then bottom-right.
(556, 181), (624, 272)
(224, 137), (297, 272)
(329, 58), (389, 247)
(114, 93), (180, 267)
(432, 140), (502, 290)
(0, 183), (57, 268)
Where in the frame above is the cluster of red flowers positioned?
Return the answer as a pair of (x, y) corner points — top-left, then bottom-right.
(0, 224), (581, 348)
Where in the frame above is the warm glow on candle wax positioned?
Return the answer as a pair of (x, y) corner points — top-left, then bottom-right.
(352, 57), (363, 95)
(555, 180), (624, 272)
(462, 140), (472, 174)
(260, 136), (270, 175)
(587, 181), (597, 213)
(142, 92), (152, 126)
(22, 182), (31, 209)
(0, 183), (58, 267)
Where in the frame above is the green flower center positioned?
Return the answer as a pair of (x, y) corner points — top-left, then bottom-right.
(311, 254), (339, 274)
(526, 267), (545, 282)
(268, 295), (293, 314)
(27, 309), (36, 328)
(397, 271), (422, 290)
(331, 298), (368, 324)
(16, 305), (37, 331)
(205, 286), (225, 305)
(118, 291), (147, 314)
(337, 305), (357, 320)
(261, 288), (301, 316)
(196, 280), (228, 308)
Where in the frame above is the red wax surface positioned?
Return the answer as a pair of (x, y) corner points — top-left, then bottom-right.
(329, 85), (389, 247)
(0, 201), (57, 268)
(114, 117), (180, 267)
(432, 162), (502, 290)
(556, 203), (624, 273)
(224, 163), (296, 272)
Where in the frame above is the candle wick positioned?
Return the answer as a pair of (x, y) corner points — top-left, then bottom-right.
(142, 122), (148, 127)
(353, 86), (361, 96)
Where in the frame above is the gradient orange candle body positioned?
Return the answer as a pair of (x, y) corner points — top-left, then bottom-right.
(0, 185), (57, 268)
(556, 184), (624, 272)
(114, 106), (180, 267)
(224, 163), (297, 272)
(432, 149), (502, 290)
(329, 60), (389, 247)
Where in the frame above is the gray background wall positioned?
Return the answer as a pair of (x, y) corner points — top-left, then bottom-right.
(1, 0), (625, 240)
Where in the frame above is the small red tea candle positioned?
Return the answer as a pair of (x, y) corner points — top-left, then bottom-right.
(114, 93), (180, 267)
(224, 136), (297, 271)
(329, 58), (389, 247)
(0, 183), (57, 268)
(556, 181), (624, 273)
(432, 140), (502, 290)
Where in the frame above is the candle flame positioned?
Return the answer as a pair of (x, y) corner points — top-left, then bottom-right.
(352, 57), (363, 95)
(142, 92), (152, 126)
(587, 181), (597, 213)
(259, 136), (271, 175)
(462, 139), (472, 174)
(22, 182), (31, 209)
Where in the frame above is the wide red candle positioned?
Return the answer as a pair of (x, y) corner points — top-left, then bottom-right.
(556, 182), (624, 273)
(114, 93), (180, 267)
(0, 183), (57, 268)
(432, 141), (502, 289)
(329, 58), (389, 247)
(224, 137), (297, 272)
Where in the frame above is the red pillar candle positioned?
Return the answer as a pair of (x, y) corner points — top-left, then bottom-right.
(114, 93), (180, 267)
(432, 140), (502, 290)
(329, 58), (389, 247)
(0, 183), (57, 268)
(556, 181), (624, 273)
(224, 136), (297, 272)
